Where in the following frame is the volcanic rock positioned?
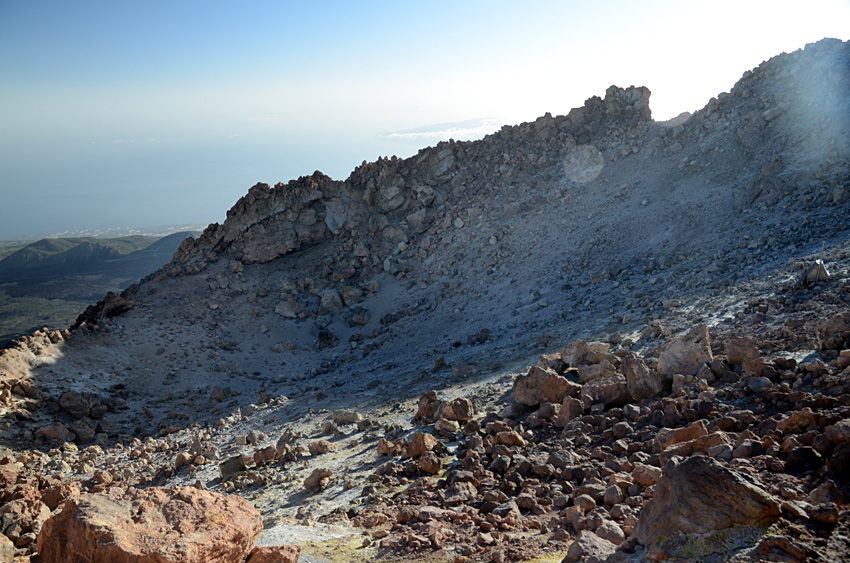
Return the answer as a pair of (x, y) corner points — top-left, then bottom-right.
(657, 324), (712, 377)
(37, 486), (262, 563)
(245, 545), (301, 563)
(512, 365), (580, 407)
(633, 456), (781, 546)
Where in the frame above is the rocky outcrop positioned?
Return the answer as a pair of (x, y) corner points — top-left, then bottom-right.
(37, 487), (263, 563)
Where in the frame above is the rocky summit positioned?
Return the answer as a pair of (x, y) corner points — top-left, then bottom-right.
(0, 38), (849, 562)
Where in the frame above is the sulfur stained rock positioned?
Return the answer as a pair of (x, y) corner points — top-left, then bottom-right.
(37, 486), (262, 563)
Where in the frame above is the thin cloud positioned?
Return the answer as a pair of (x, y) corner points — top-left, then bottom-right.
(381, 118), (505, 142)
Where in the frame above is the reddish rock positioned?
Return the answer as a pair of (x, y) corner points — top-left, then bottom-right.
(245, 545), (301, 563)
(512, 365), (580, 407)
(580, 375), (630, 407)
(655, 420), (708, 451)
(436, 397), (475, 422)
(632, 463), (663, 487)
(407, 433), (438, 458)
(554, 396), (585, 426)
(777, 407), (818, 434)
(816, 312), (850, 350)
(418, 452), (442, 474)
(34, 422), (75, 443)
(0, 534), (14, 561)
(414, 391), (439, 421)
(825, 419), (850, 444)
(494, 430), (526, 447)
(308, 440), (335, 455)
(576, 360), (617, 384)
(377, 438), (405, 456)
(658, 432), (731, 465)
(37, 486), (262, 563)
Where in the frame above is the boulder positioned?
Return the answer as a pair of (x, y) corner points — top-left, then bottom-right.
(414, 391), (439, 421)
(825, 419), (850, 444)
(512, 366), (580, 407)
(58, 391), (91, 419)
(554, 396), (585, 426)
(0, 534), (14, 561)
(35, 422), (75, 443)
(435, 397), (475, 422)
(657, 324), (712, 377)
(816, 312), (850, 350)
(245, 545), (301, 563)
(101, 292), (134, 317)
(331, 409), (361, 425)
(418, 451), (441, 474)
(725, 336), (759, 366)
(622, 353), (662, 401)
(37, 486), (262, 563)
(304, 468), (333, 492)
(777, 407), (818, 434)
(560, 340), (610, 367)
(580, 375), (630, 407)
(564, 530), (617, 562)
(655, 420), (708, 451)
(407, 433), (438, 459)
(576, 361), (617, 384)
(632, 456), (780, 546)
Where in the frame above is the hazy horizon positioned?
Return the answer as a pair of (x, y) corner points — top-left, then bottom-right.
(2, 0), (849, 239)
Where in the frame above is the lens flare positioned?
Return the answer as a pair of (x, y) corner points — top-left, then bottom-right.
(563, 145), (604, 183)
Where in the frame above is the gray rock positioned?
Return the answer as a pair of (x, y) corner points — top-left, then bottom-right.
(622, 353), (662, 401)
(657, 324), (713, 377)
(564, 530), (617, 562)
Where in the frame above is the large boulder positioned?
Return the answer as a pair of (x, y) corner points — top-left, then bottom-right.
(621, 353), (662, 401)
(580, 375), (630, 407)
(512, 366), (580, 407)
(37, 486), (262, 563)
(633, 456), (781, 546)
(657, 324), (713, 377)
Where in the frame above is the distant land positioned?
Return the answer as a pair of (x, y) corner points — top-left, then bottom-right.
(0, 227), (201, 346)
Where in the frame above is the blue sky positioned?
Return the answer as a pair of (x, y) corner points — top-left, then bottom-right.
(1, 0), (848, 238)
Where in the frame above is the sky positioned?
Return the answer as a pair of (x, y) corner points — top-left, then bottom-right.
(1, 1), (849, 239)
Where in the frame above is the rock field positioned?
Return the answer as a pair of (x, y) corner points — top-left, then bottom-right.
(0, 38), (848, 562)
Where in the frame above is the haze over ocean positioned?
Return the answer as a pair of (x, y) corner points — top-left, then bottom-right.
(1, 0), (848, 238)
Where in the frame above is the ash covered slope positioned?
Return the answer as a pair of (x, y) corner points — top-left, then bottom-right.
(5, 38), (849, 439)
(132, 38), (849, 363)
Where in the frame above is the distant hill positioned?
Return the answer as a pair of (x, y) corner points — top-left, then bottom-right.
(0, 234), (195, 283)
(0, 231), (198, 346)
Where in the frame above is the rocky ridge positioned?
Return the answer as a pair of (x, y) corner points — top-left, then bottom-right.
(0, 38), (848, 562)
